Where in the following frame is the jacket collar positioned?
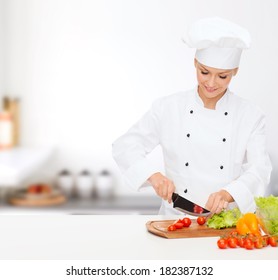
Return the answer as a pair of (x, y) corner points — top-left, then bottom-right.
(194, 86), (232, 110)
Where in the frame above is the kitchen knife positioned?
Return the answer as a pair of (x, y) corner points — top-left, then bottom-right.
(172, 192), (210, 217)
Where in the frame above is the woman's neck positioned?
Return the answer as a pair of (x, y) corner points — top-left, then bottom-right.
(198, 87), (226, 109)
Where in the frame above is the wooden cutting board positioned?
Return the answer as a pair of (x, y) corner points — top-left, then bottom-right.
(8, 191), (67, 207)
(146, 219), (235, 239)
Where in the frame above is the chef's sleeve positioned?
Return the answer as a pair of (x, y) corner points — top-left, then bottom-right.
(112, 99), (162, 191)
(223, 114), (272, 213)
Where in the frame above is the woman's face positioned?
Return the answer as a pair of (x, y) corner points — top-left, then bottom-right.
(195, 59), (238, 99)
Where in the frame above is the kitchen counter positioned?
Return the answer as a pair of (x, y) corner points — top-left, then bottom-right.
(0, 214), (277, 260)
(0, 195), (161, 215)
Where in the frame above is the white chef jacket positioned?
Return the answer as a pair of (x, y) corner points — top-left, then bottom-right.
(112, 87), (272, 215)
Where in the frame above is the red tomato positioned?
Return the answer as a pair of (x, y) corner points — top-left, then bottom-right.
(217, 238), (228, 249)
(193, 205), (204, 214)
(174, 222), (184, 229)
(244, 238), (254, 250)
(167, 225), (176, 231)
(237, 236), (245, 248)
(254, 237), (263, 249)
(197, 216), (206, 225)
(268, 236), (277, 247)
(246, 233), (256, 240)
(227, 237), (238, 248)
(182, 217), (192, 227)
(174, 219), (184, 224)
(262, 235), (269, 247)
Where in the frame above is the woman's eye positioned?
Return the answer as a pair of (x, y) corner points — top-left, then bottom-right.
(201, 71), (209, 75)
(219, 76), (227, 79)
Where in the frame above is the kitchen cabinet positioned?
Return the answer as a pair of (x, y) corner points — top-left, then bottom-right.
(0, 215), (276, 260)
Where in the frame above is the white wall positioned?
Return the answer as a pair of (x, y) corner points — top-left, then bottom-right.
(2, 0), (278, 195)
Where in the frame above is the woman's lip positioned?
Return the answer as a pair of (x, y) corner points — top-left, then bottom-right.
(205, 86), (216, 93)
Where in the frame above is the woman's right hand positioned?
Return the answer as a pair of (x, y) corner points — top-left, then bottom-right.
(148, 172), (175, 203)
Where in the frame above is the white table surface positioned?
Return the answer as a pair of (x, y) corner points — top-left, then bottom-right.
(0, 215), (277, 260)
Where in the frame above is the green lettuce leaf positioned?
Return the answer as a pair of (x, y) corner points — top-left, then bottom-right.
(207, 208), (242, 229)
(255, 195), (278, 235)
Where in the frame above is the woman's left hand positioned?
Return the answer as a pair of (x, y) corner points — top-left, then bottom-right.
(205, 190), (234, 214)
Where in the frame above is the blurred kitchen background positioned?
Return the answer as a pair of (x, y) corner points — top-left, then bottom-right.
(0, 0), (277, 214)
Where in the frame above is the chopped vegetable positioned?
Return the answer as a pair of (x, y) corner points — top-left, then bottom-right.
(207, 208), (242, 229)
(182, 217), (192, 227)
(174, 222), (184, 229)
(167, 224), (176, 231)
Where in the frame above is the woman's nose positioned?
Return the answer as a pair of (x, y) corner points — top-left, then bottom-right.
(206, 76), (216, 87)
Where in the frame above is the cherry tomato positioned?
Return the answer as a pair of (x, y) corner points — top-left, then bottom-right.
(174, 222), (184, 229)
(197, 216), (206, 225)
(182, 217), (192, 227)
(246, 233), (257, 240)
(217, 238), (228, 249)
(167, 225), (176, 231)
(216, 232), (278, 250)
(262, 235), (269, 247)
(254, 237), (263, 249)
(227, 237), (238, 248)
(173, 219), (183, 225)
(244, 238), (254, 250)
(237, 236), (245, 248)
(268, 236), (278, 247)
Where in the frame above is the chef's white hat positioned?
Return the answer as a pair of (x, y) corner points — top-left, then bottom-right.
(183, 17), (251, 69)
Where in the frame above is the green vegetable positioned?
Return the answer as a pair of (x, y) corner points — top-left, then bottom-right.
(255, 195), (278, 235)
(207, 208), (242, 229)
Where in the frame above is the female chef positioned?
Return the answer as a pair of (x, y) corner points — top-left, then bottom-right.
(112, 17), (272, 215)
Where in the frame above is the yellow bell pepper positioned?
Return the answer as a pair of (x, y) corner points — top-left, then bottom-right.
(236, 213), (261, 236)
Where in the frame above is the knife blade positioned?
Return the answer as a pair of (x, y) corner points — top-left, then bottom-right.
(172, 192), (210, 217)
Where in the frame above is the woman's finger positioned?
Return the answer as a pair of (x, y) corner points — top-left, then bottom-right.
(167, 181), (175, 203)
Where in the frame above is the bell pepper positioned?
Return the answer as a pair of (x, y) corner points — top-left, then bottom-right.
(236, 213), (261, 236)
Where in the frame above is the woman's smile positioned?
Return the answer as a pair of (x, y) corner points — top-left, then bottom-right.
(204, 86), (217, 93)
